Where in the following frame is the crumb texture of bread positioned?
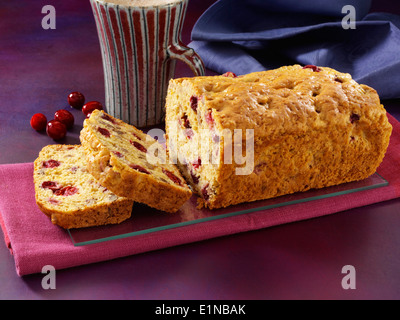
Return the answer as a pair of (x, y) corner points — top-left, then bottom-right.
(165, 65), (393, 209)
(80, 110), (192, 213)
(34, 144), (133, 229)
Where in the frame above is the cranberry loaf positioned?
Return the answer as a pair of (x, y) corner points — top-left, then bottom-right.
(34, 144), (133, 229)
(165, 65), (392, 209)
(80, 109), (192, 213)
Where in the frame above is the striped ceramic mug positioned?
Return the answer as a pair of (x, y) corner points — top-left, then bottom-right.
(89, 0), (205, 127)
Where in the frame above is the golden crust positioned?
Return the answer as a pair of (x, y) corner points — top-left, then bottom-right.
(165, 65), (393, 209)
(80, 110), (192, 213)
(33, 144), (133, 229)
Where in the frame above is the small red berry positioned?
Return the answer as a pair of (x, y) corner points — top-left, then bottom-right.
(303, 65), (321, 72)
(68, 91), (85, 109)
(132, 132), (141, 140)
(350, 113), (360, 124)
(202, 184), (210, 201)
(54, 109), (74, 129)
(101, 113), (116, 124)
(82, 101), (103, 117)
(180, 114), (191, 129)
(162, 169), (182, 186)
(42, 181), (61, 191)
(190, 170), (199, 184)
(190, 96), (198, 112)
(192, 158), (201, 170)
(129, 164), (150, 174)
(130, 140), (147, 153)
(46, 120), (67, 141)
(221, 71), (237, 78)
(113, 151), (123, 158)
(42, 159), (60, 168)
(49, 198), (60, 205)
(205, 109), (214, 127)
(54, 186), (78, 196)
(30, 113), (47, 131)
(98, 127), (111, 137)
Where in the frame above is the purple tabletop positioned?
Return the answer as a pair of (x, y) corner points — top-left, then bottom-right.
(1, 0), (400, 300)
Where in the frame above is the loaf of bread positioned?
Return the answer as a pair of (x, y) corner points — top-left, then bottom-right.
(80, 109), (192, 213)
(34, 144), (134, 229)
(165, 65), (392, 209)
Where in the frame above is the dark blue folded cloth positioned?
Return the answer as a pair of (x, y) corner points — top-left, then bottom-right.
(191, 0), (400, 99)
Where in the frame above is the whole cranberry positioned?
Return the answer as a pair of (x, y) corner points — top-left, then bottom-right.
(221, 71), (237, 78)
(30, 113), (47, 131)
(46, 120), (67, 141)
(82, 101), (103, 117)
(54, 109), (74, 129)
(68, 91), (85, 109)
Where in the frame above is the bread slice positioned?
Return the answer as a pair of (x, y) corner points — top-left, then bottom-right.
(80, 110), (192, 213)
(34, 144), (133, 229)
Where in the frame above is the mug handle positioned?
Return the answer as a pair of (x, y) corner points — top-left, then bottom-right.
(167, 41), (205, 76)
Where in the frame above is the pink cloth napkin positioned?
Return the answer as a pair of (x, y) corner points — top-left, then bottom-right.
(1, 114), (400, 276)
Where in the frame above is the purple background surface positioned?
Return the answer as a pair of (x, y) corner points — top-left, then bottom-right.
(1, 0), (400, 300)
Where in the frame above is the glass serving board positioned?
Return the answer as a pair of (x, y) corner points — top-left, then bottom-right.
(68, 173), (388, 246)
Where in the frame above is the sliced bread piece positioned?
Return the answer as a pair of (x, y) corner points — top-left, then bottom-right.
(34, 144), (133, 229)
(80, 110), (192, 213)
